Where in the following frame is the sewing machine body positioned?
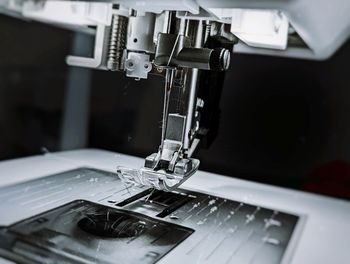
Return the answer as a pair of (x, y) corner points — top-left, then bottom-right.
(0, 149), (349, 263)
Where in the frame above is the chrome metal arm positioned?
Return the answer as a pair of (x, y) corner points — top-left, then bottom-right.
(118, 17), (232, 190)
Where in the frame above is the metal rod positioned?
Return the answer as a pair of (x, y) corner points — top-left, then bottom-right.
(161, 69), (175, 147)
(184, 21), (204, 150)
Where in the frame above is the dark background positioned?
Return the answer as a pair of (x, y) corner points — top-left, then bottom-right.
(1, 15), (350, 198)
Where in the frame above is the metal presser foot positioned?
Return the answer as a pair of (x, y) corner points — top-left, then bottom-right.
(117, 157), (199, 191)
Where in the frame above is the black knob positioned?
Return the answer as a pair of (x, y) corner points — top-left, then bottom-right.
(209, 48), (231, 72)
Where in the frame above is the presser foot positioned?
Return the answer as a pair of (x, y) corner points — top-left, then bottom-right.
(117, 157), (199, 191)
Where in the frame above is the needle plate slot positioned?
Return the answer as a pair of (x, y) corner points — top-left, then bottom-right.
(117, 189), (195, 218)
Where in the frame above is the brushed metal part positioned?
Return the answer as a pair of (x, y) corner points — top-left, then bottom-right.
(0, 200), (193, 264)
(0, 168), (301, 264)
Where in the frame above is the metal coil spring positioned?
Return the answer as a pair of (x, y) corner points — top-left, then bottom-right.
(204, 22), (212, 44)
(107, 15), (128, 71)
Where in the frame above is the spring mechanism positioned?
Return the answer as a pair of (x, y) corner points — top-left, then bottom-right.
(107, 14), (128, 71)
(204, 22), (212, 44)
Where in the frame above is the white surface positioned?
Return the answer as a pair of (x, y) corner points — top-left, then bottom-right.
(229, 9), (289, 50)
(0, 149), (350, 263)
(116, 0), (199, 14)
(200, 0), (350, 60)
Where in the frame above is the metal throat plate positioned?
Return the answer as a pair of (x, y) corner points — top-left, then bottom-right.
(0, 168), (302, 264)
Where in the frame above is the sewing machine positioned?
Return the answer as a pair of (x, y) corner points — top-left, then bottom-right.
(0, 1), (350, 263)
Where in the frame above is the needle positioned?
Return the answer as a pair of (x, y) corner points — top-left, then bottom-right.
(160, 69), (175, 149)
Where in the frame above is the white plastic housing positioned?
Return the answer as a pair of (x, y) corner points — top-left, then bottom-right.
(199, 0), (350, 60)
(1, 0), (350, 60)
